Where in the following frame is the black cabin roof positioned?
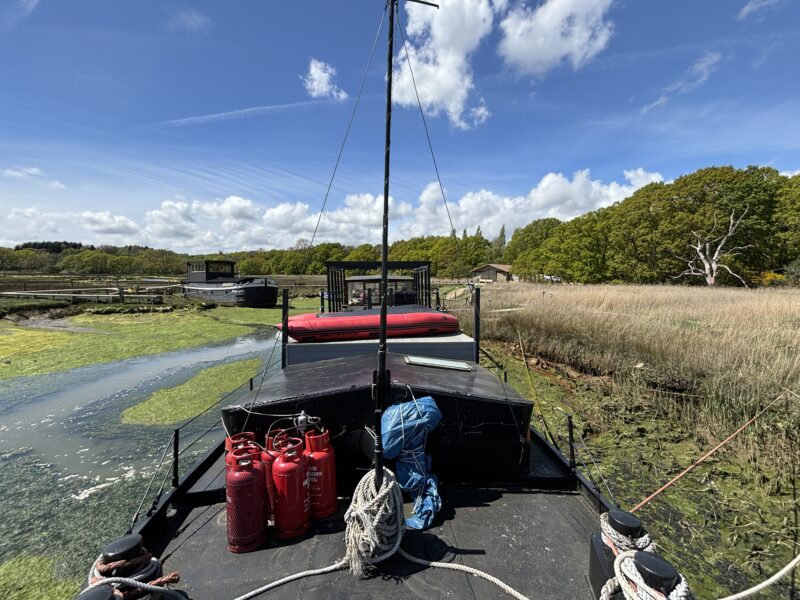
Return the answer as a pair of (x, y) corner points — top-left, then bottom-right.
(223, 352), (529, 410)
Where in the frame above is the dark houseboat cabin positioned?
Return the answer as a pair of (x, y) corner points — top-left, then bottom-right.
(183, 260), (278, 307)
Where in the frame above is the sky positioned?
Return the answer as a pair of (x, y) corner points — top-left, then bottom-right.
(1, 0), (799, 253)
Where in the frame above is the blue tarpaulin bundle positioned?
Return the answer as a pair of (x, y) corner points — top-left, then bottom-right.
(381, 395), (442, 530)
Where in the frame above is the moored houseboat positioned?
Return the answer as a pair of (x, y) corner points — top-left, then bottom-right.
(183, 260), (278, 307)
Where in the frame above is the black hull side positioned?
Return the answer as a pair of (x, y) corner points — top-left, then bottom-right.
(184, 284), (278, 307)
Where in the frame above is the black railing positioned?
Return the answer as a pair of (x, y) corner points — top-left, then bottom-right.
(128, 362), (271, 533)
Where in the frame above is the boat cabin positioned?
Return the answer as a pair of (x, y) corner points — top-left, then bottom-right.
(326, 260), (432, 312)
(186, 260), (238, 283)
(346, 274), (413, 306)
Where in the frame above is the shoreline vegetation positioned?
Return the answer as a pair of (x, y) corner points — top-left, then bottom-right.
(0, 297), (319, 381)
(474, 282), (799, 598)
(121, 358), (262, 425)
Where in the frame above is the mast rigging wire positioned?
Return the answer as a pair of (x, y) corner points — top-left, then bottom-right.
(300, 7), (387, 275)
(396, 10), (456, 237)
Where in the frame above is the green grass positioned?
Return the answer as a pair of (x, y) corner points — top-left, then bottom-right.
(0, 297), (318, 381)
(122, 358), (262, 425)
(0, 298), (71, 318)
(0, 556), (80, 600)
(485, 340), (795, 599)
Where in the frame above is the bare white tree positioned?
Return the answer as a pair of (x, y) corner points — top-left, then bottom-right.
(674, 207), (752, 287)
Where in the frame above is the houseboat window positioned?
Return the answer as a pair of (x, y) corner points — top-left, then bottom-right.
(190, 263), (205, 272)
(209, 262), (234, 273)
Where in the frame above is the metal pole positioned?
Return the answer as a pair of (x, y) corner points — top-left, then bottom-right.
(326, 269), (332, 312)
(473, 286), (481, 363)
(367, 288), (372, 309)
(567, 415), (576, 471)
(172, 429), (180, 487)
(435, 289), (440, 310)
(320, 288), (325, 313)
(375, 0), (396, 491)
(281, 288), (289, 369)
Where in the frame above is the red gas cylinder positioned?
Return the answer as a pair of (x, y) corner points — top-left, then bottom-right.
(228, 447), (267, 534)
(272, 438), (310, 539)
(303, 429), (337, 519)
(226, 457), (266, 553)
(225, 431), (255, 452)
(260, 429), (286, 521)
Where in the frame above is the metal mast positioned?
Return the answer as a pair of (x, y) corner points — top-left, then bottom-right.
(374, 0), (438, 491)
(374, 0), (396, 491)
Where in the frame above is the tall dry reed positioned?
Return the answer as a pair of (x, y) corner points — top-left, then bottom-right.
(472, 282), (800, 471)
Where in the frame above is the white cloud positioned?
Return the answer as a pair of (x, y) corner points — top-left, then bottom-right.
(781, 169), (800, 178)
(642, 51), (722, 113)
(399, 168), (663, 240)
(393, 0), (494, 129)
(8, 207), (61, 235)
(3, 166), (43, 178)
(144, 200), (197, 240)
(1, 0), (39, 26)
(1, 171), (661, 252)
(498, 0), (615, 76)
(301, 59), (348, 100)
(165, 8), (212, 34)
(3, 165), (65, 190)
(7, 208), (137, 238)
(737, 0), (781, 20)
(161, 100), (324, 127)
(80, 211), (139, 235)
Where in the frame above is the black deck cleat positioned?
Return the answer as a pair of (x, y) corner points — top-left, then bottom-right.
(101, 533), (144, 562)
(74, 585), (116, 600)
(607, 508), (642, 537)
(633, 551), (679, 594)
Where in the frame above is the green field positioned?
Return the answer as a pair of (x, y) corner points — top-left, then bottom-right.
(0, 297), (318, 381)
(122, 358), (262, 425)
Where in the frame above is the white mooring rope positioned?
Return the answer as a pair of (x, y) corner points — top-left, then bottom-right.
(86, 555), (185, 599)
(232, 467), (531, 600)
(716, 549), (800, 600)
(599, 550), (695, 600)
(600, 512), (656, 555)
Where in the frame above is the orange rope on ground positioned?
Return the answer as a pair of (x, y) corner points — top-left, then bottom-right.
(631, 392), (787, 513)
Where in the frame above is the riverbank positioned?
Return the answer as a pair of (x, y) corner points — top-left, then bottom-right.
(485, 340), (797, 598)
(477, 282), (799, 598)
(0, 297), (318, 381)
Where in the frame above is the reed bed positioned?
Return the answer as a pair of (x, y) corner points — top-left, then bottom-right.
(477, 283), (800, 470)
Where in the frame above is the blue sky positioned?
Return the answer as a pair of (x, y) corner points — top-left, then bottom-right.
(1, 0), (799, 252)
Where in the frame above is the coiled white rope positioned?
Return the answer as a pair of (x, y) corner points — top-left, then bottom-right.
(599, 550), (695, 600)
(232, 467), (531, 600)
(600, 513), (656, 555)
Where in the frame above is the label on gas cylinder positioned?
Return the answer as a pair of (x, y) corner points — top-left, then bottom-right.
(308, 467), (321, 497)
(303, 477), (310, 512)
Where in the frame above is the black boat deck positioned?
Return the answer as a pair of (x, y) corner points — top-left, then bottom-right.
(160, 452), (600, 600)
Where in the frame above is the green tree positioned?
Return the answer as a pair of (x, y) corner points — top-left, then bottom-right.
(504, 218), (561, 264)
(775, 174), (800, 264)
(345, 244), (380, 263)
(0, 247), (18, 270)
(490, 225), (506, 261)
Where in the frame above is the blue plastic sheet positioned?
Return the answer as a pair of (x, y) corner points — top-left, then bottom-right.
(381, 395), (442, 530)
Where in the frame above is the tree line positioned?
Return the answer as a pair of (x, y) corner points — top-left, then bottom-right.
(1, 166), (797, 286)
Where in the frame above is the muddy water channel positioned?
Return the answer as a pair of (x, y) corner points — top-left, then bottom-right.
(0, 332), (279, 580)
